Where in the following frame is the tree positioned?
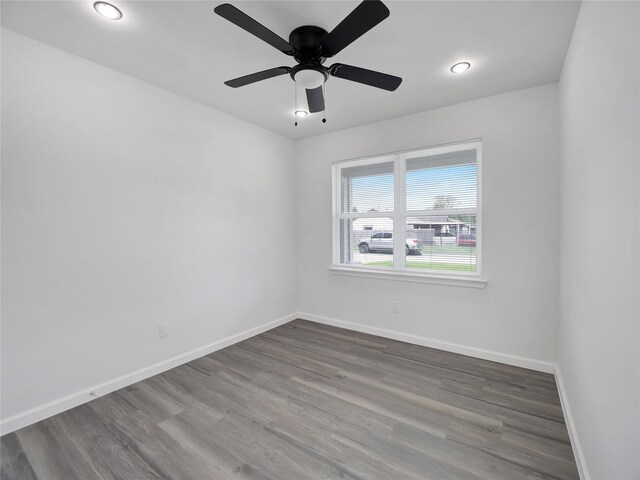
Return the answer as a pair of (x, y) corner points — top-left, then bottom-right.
(433, 195), (459, 210)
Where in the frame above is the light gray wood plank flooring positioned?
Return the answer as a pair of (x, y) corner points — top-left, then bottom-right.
(1, 319), (579, 479)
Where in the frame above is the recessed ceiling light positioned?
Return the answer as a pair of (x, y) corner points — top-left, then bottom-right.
(94, 2), (122, 20)
(450, 62), (471, 74)
(295, 110), (309, 118)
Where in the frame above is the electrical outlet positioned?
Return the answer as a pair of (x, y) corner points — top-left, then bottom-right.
(159, 322), (169, 338)
(391, 301), (400, 313)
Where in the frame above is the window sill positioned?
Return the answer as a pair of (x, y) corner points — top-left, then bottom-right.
(329, 265), (488, 288)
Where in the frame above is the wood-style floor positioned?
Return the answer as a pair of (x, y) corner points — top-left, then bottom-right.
(1, 319), (579, 480)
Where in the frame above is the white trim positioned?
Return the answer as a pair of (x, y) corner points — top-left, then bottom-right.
(404, 207), (478, 217)
(331, 139), (482, 166)
(297, 311), (587, 474)
(332, 162), (340, 265)
(554, 366), (591, 480)
(333, 153), (397, 168)
(393, 155), (406, 270)
(3, 311), (583, 477)
(330, 265), (487, 288)
(475, 141), (483, 275)
(296, 312), (554, 373)
(338, 207), (477, 219)
(337, 211), (395, 220)
(0, 313), (298, 436)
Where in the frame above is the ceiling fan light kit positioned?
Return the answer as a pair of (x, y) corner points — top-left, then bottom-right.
(214, 0), (402, 126)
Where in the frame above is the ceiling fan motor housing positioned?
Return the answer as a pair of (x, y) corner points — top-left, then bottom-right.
(288, 25), (330, 85)
(289, 25), (329, 62)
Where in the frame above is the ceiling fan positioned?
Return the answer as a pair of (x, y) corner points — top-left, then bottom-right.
(214, 0), (402, 119)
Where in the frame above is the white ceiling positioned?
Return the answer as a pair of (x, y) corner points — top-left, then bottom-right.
(1, 1), (580, 139)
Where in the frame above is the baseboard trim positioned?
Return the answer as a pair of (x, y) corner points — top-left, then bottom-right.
(4, 311), (587, 478)
(0, 313), (298, 436)
(296, 312), (556, 374)
(295, 312), (590, 476)
(554, 366), (590, 480)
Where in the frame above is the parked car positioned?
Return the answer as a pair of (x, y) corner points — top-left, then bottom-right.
(358, 232), (422, 255)
(458, 234), (477, 247)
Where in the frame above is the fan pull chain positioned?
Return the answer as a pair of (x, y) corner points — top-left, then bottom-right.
(322, 83), (327, 124)
(294, 82), (298, 127)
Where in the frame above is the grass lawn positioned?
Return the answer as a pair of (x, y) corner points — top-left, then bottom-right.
(422, 245), (477, 255)
(368, 260), (476, 272)
(353, 245), (476, 256)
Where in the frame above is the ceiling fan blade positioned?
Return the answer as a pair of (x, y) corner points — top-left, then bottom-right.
(214, 3), (295, 55)
(322, 0), (390, 57)
(306, 86), (325, 113)
(225, 67), (291, 88)
(329, 63), (402, 91)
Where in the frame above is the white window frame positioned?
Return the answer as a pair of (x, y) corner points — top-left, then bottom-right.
(331, 139), (487, 288)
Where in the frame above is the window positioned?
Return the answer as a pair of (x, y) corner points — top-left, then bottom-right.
(333, 140), (481, 277)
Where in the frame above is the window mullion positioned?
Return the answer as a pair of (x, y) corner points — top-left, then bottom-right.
(333, 164), (343, 265)
(393, 155), (406, 270)
(406, 207), (478, 217)
(337, 211), (398, 220)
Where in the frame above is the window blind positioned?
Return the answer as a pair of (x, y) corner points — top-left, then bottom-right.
(340, 161), (394, 213)
(334, 141), (480, 276)
(406, 149), (477, 212)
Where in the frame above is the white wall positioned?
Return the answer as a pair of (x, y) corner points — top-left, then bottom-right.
(1, 29), (296, 425)
(558, 2), (640, 479)
(295, 83), (561, 366)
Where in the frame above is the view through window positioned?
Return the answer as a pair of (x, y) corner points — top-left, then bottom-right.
(333, 140), (481, 275)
